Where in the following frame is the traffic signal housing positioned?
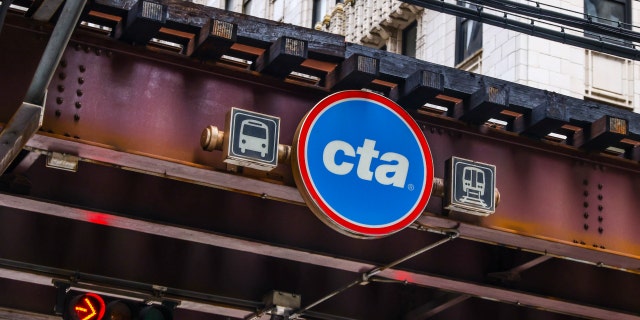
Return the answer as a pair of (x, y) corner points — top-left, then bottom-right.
(60, 291), (174, 320)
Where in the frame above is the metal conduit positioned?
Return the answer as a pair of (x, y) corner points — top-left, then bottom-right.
(401, 0), (640, 60)
(468, 0), (640, 44)
(287, 230), (459, 319)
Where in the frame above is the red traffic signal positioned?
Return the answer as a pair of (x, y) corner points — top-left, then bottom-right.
(69, 293), (106, 320)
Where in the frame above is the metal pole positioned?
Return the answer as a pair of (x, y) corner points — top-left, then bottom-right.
(289, 230), (459, 319)
(0, 0), (86, 175)
(0, 0), (14, 35)
(24, 0), (87, 106)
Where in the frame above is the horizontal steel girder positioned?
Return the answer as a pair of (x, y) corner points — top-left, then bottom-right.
(24, 133), (640, 273)
(0, 191), (638, 320)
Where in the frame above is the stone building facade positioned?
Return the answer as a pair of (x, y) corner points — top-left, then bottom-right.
(198, 0), (640, 113)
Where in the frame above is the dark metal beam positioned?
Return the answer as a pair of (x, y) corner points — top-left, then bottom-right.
(0, 192), (638, 320)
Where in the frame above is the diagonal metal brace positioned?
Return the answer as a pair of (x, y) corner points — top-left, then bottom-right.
(0, 0), (87, 175)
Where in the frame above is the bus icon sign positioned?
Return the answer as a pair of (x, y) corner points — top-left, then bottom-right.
(445, 157), (496, 216)
(223, 108), (280, 170)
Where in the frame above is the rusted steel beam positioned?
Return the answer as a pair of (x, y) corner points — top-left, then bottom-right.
(5, 0), (640, 277)
(0, 192), (638, 320)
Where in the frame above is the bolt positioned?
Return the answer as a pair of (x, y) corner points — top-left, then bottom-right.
(56, 97), (64, 104)
(74, 114), (80, 122)
(75, 101), (82, 109)
(57, 85), (65, 92)
(598, 227), (603, 234)
(76, 89), (83, 97)
(95, 49), (102, 56)
(598, 216), (603, 222)
(58, 72), (66, 80)
(55, 110), (61, 117)
(79, 65), (86, 72)
(78, 77), (84, 85)
(598, 205), (603, 211)
(598, 183), (603, 190)
(60, 59), (67, 67)
(584, 224), (589, 230)
(593, 244), (598, 248)
(583, 202), (589, 208)
(583, 190), (589, 197)
(583, 212), (589, 219)
(598, 194), (603, 200)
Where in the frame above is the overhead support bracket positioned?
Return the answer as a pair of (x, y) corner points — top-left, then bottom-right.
(0, 0), (86, 175)
(453, 80), (509, 124)
(328, 53), (379, 91)
(399, 70), (445, 109)
(582, 115), (629, 152)
(254, 36), (308, 78)
(192, 19), (237, 61)
(119, 0), (168, 44)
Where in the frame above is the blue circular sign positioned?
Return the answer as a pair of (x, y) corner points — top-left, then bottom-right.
(293, 91), (434, 238)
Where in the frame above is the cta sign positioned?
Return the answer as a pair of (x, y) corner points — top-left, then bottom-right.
(292, 91), (434, 238)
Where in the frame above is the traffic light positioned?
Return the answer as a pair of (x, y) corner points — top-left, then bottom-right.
(59, 291), (174, 320)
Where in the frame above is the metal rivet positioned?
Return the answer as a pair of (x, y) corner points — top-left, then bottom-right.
(598, 205), (603, 211)
(583, 190), (589, 197)
(55, 110), (61, 117)
(598, 184), (603, 190)
(74, 114), (80, 122)
(598, 227), (603, 234)
(75, 44), (81, 51)
(583, 202), (589, 208)
(73, 135), (80, 139)
(60, 60), (67, 68)
(75, 102), (82, 109)
(106, 51), (113, 57)
(76, 89), (83, 97)
(79, 65), (86, 72)
(583, 179), (588, 186)
(584, 224), (589, 230)
(78, 77), (84, 85)
(58, 72), (66, 80)
(84, 46), (90, 53)
(583, 212), (589, 219)
(64, 132), (70, 137)
(598, 194), (603, 200)
(580, 241), (586, 245)
(95, 49), (102, 56)
(598, 216), (603, 222)
(56, 97), (63, 104)
(57, 85), (65, 92)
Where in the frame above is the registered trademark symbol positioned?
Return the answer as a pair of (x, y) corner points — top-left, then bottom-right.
(407, 184), (415, 191)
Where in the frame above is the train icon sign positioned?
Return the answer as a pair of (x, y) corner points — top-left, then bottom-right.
(223, 108), (280, 170)
(445, 157), (496, 216)
(292, 90), (434, 238)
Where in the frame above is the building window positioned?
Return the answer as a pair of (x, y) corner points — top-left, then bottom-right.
(402, 22), (417, 58)
(312, 0), (326, 28)
(584, 0), (630, 45)
(584, 0), (633, 109)
(242, 0), (252, 15)
(455, 1), (482, 65)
